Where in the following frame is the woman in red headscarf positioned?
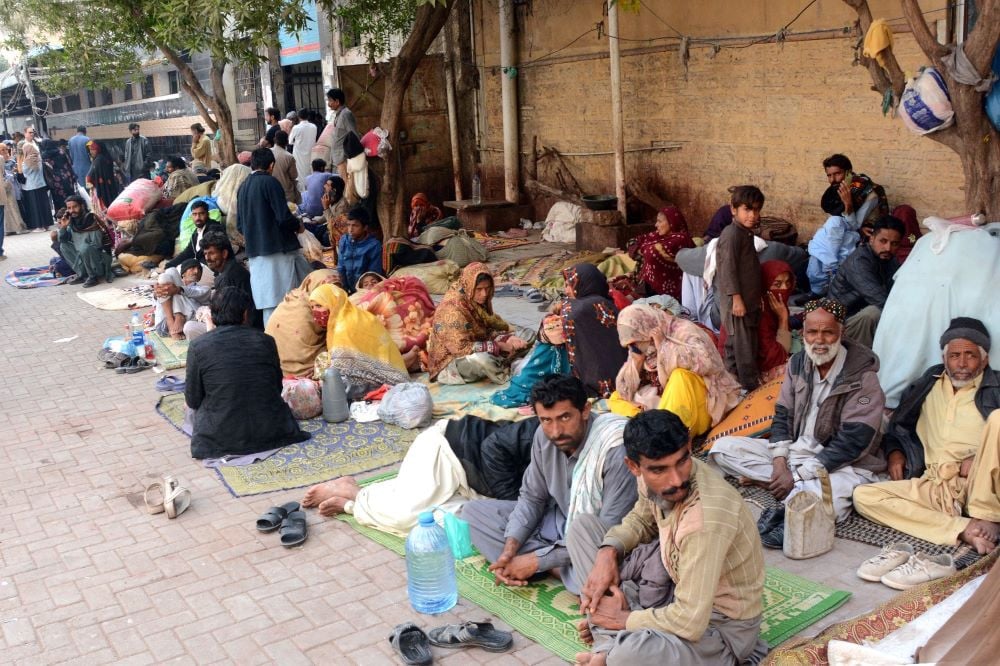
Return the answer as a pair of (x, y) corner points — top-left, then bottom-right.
(407, 192), (442, 238)
(717, 259), (795, 384)
(627, 205), (695, 299)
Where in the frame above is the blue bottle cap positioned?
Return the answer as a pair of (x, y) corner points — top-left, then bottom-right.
(418, 511), (435, 525)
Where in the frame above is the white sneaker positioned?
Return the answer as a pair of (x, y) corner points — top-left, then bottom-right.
(880, 552), (956, 590)
(857, 542), (914, 582)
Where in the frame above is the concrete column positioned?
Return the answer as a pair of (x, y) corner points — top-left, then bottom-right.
(607, 1), (626, 216)
(499, 0), (519, 203)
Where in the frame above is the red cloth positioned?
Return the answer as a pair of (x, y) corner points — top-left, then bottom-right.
(627, 206), (694, 299)
(892, 204), (922, 264)
(363, 384), (390, 401)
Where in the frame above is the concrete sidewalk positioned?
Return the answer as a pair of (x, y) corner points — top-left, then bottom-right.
(0, 231), (894, 664)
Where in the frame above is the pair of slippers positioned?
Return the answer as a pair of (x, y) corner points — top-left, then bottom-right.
(116, 357), (153, 374)
(144, 476), (192, 518)
(388, 620), (513, 664)
(256, 501), (307, 547)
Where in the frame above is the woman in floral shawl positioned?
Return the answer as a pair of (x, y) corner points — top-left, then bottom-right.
(610, 303), (741, 434)
(427, 262), (529, 384)
(627, 205), (695, 299)
(352, 273), (436, 372)
(559, 263), (628, 398)
(309, 283), (409, 388)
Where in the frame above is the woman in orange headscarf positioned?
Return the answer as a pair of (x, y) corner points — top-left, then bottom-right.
(407, 192), (442, 238)
(627, 205), (695, 299)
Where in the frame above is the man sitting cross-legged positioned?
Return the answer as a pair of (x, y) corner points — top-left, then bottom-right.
(854, 317), (1000, 557)
(709, 298), (886, 549)
(460, 374), (637, 593)
(571, 409), (767, 665)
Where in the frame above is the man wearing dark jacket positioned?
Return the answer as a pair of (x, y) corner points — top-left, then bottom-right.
(828, 215), (904, 347)
(237, 148), (310, 326)
(855, 318), (1000, 554)
(185, 286), (308, 459)
(710, 299), (885, 548)
(163, 200), (224, 273)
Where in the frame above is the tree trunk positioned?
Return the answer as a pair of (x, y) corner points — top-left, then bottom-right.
(209, 61), (238, 166)
(377, 1), (457, 238)
(843, 0), (1000, 217)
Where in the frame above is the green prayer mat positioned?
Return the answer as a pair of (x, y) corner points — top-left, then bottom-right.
(337, 475), (851, 661)
(156, 393), (417, 496)
(149, 330), (189, 370)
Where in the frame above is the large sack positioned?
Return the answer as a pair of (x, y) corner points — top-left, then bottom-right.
(542, 201), (582, 243)
(377, 383), (433, 429)
(106, 179), (162, 222)
(900, 67), (954, 135)
(435, 230), (488, 267)
(390, 259), (461, 294)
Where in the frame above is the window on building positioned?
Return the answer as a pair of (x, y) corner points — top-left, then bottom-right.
(86, 90), (96, 107)
(339, 16), (362, 50)
(100, 88), (113, 105)
(143, 75), (155, 98)
(64, 93), (82, 112)
(168, 70), (179, 94)
(124, 83), (133, 101)
(50, 97), (64, 114)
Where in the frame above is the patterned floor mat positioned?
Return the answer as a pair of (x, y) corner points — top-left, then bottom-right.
(149, 330), (189, 370)
(338, 474), (851, 661)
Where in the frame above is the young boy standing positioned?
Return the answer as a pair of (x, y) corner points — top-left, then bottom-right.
(716, 185), (765, 390)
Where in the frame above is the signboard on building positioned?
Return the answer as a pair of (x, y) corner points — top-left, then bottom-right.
(280, 1), (321, 66)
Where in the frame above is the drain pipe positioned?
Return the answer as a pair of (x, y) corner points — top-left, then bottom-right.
(499, 0), (519, 203)
(607, 1), (626, 216)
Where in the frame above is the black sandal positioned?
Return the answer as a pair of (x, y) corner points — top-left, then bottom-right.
(387, 622), (432, 665)
(428, 620), (513, 652)
(256, 501), (300, 533)
(279, 510), (308, 547)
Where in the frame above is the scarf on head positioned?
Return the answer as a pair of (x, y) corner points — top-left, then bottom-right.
(309, 283), (409, 386)
(560, 263), (628, 398)
(565, 413), (627, 536)
(20, 141), (42, 172)
(758, 260), (794, 374)
(407, 192), (443, 238)
(892, 204), (922, 262)
(86, 141), (122, 208)
(628, 206), (694, 298)
(427, 262), (510, 379)
(615, 304), (741, 426)
(264, 269), (339, 377)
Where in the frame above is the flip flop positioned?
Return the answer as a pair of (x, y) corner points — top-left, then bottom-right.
(279, 510), (308, 547)
(256, 501), (300, 533)
(387, 623), (432, 665)
(143, 480), (166, 515)
(155, 375), (185, 392)
(162, 476), (192, 519)
(428, 620), (513, 653)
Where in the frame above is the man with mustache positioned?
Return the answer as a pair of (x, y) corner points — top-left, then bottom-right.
(709, 299), (886, 549)
(571, 410), (767, 666)
(462, 374), (637, 593)
(854, 318), (1000, 569)
(828, 215), (905, 347)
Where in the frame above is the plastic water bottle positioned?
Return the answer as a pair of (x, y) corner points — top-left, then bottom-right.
(405, 511), (457, 614)
(130, 312), (145, 349)
(471, 172), (481, 204)
(321, 367), (350, 423)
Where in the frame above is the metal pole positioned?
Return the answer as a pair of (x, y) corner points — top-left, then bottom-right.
(499, 0), (519, 203)
(20, 55), (41, 131)
(607, 1), (626, 216)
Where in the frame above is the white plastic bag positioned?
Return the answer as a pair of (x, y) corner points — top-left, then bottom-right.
(297, 229), (324, 263)
(900, 67), (954, 135)
(377, 383), (434, 429)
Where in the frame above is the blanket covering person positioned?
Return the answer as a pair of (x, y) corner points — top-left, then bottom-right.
(264, 269), (340, 377)
(427, 262), (513, 381)
(610, 304), (741, 434)
(308, 283), (409, 387)
(560, 264), (629, 399)
(627, 206), (695, 299)
(350, 275), (436, 354)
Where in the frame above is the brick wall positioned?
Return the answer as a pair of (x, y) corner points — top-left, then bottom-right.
(474, 0), (965, 238)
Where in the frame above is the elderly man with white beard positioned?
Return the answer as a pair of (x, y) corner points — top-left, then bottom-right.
(709, 298), (886, 550)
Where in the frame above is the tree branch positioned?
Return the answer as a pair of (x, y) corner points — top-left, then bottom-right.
(900, 0), (948, 66)
(841, 0), (906, 100)
(964, 0), (1000, 71)
(180, 79), (215, 128)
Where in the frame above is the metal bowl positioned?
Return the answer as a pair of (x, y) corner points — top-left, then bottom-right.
(581, 195), (618, 211)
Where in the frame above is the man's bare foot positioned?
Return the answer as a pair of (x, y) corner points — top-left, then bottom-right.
(317, 495), (350, 517)
(573, 651), (606, 665)
(302, 480), (338, 508)
(169, 331), (186, 340)
(960, 519), (1000, 554)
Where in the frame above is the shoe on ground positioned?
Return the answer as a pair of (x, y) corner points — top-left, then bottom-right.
(106, 275), (114, 284)
(82, 277), (99, 288)
(68, 274), (86, 285)
(857, 542), (915, 582)
(757, 507), (785, 537)
(760, 523), (784, 550)
(880, 552), (956, 590)
(140, 260), (158, 270)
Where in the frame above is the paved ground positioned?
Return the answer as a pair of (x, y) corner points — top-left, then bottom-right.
(0, 230), (895, 664)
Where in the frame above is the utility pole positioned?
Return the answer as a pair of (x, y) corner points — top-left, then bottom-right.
(20, 54), (41, 131)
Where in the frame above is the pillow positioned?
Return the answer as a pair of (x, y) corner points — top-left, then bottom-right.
(701, 377), (783, 451)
